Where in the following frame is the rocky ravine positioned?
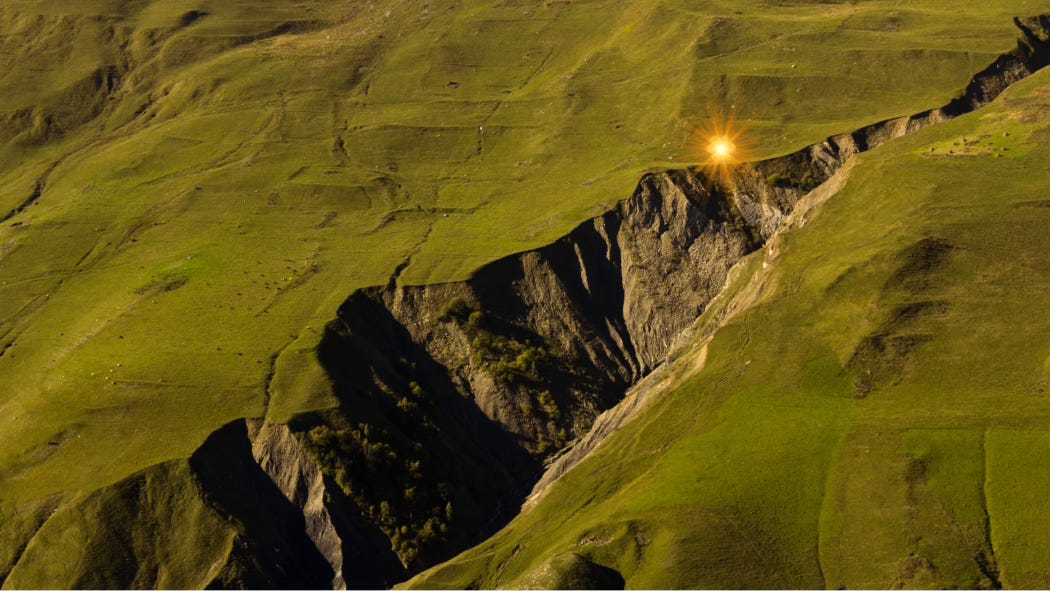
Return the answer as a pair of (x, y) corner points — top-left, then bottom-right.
(5, 15), (1049, 591)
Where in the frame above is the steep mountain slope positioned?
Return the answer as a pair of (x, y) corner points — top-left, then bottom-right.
(3, 1), (1050, 588)
(407, 61), (1050, 590)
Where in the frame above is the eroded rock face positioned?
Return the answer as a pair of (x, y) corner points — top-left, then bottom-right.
(247, 420), (406, 590)
(345, 168), (773, 446)
(249, 421), (348, 589)
(188, 420), (337, 590)
(295, 164), (789, 579)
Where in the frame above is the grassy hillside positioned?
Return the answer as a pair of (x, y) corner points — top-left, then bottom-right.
(406, 66), (1050, 589)
(2, 0), (1050, 587)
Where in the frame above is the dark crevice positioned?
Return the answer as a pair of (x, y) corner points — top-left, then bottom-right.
(177, 10), (209, 29)
(977, 430), (1003, 589)
(1, 161), (58, 223)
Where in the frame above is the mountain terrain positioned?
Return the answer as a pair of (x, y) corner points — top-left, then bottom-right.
(2, 1), (1050, 589)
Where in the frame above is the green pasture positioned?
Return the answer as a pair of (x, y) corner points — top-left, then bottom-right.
(1, 0), (1050, 586)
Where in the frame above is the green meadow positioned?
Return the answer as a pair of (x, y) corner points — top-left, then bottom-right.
(1, 0), (1050, 587)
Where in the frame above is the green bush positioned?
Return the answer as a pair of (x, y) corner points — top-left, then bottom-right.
(437, 297), (474, 324)
(296, 419), (456, 566)
(538, 391), (560, 419)
(765, 173), (790, 187)
(409, 381), (425, 399)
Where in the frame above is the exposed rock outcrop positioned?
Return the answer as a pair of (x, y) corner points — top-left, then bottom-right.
(298, 165), (785, 575)
(247, 420), (407, 589)
(188, 421), (337, 589)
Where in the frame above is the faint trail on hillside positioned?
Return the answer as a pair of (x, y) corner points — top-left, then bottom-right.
(256, 245), (322, 317)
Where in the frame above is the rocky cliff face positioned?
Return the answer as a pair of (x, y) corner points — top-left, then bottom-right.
(247, 420), (408, 589)
(300, 165), (790, 578)
(336, 167), (770, 451)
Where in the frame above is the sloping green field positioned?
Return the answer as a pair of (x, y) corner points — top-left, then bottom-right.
(2, 0), (1050, 587)
(407, 66), (1050, 589)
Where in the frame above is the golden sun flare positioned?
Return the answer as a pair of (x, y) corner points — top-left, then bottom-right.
(709, 137), (735, 160)
(691, 111), (750, 184)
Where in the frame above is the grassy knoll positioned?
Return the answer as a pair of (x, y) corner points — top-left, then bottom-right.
(1, 0), (1050, 585)
(406, 66), (1050, 589)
